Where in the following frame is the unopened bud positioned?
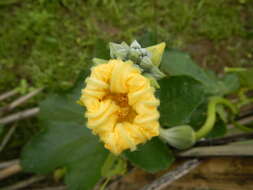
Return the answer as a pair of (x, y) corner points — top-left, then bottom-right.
(146, 42), (166, 66)
(109, 42), (129, 60)
(129, 48), (141, 63)
(140, 56), (153, 70)
(130, 40), (141, 49)
(159, 125), (196, 150)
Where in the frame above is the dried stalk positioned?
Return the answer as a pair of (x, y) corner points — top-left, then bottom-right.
(0, 89), (18, 102)
(0, 159), (19, 170)
(196, 132), (253, 146)
(178, 144), (253, 157)
(7, 88), (43, 111)
(140, 159), (200, 190)
(0, 88), (43, 113)
(0, 163), (22, 180)
(0, 124), (17, 152)
(233, 114), (253, 126)
(0, 107), (39, 125)
(3, 175), (45, 190)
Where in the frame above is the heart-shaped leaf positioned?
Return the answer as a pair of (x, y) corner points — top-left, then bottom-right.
(160, 50), (239, 95)
(21, 71), (108, 190)
(158, 76), (205, 127)
(125, 137), (174, 173)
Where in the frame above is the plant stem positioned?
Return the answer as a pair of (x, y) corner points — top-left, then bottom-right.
(224, 67), (246, 73)
(99, 178), (110, 190)
(195, 97), (237, 140)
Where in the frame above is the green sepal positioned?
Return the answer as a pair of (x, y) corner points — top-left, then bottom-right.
(109, 42), (129, 60)
(92, 58), (108, 65)
(101, 153), (127, 178)
(146, 42), (166, 66)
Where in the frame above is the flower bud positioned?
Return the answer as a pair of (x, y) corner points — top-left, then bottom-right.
(109, 42), (129, 60)
(146, 42), (166, 66)
(140, 48), (148, 57)
(128, 48), (141, 63)
(140, 56), (153, 70)
(130, 40), (141, 49)
(159, 125), (196, 150)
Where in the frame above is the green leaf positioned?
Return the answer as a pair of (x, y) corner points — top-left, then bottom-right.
(21, 70), (109, 190)
(125, 138), (174, 173)
(206, 119), (227, 138)
(160, 50), (239, 95)
(158, 76), (205, 127)
(217, 73), (240, 94)
(160, 50), (214, 88)
(21, 122), (108, 190)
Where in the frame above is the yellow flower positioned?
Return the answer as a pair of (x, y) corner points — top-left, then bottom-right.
(80, 59), (160, 155)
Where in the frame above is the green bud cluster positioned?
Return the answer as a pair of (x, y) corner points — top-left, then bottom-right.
(109, 40), (165, 80)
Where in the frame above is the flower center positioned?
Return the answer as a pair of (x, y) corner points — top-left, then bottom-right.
(103, 93), (136, 123)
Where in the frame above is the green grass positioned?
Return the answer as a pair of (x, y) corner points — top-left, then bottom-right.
(0, 0), (252, 92)
(0, 0), (253, 161)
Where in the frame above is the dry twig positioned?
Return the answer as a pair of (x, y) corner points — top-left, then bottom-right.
(0, 124), (17, 152)
(3, 175), (45, 190)
(178, 144), (253, 157)
(0, 159), (19, 170)
(140, 159), (200, 190)
(0, 89), (18, 102)
(0, 107), (39, 125)
(5, 88), (43, 112)
(196, 132), (253, 146)
(0, 163), (22, 180)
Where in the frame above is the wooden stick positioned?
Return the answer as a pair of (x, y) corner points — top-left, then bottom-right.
(178, 144), (253, 157)
(0, 163), (22, 180)
(8, 88), (43, 111)
(0, 124), (17, 152)
(3, 175), (45, 190)
(0, 89), (18, 102)
(0, 88), (43, 113)
(196, 132), (253, 146)
(140, 159), (200, 190)
(0, 159), (19, 169)
(233, 115), (253, 126)
(0, 107), (39, 125)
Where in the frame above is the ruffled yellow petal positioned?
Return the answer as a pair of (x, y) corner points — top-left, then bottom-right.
(80, 59), (160, 155)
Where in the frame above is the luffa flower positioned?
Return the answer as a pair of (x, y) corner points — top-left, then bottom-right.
(80, 59), (160, 155)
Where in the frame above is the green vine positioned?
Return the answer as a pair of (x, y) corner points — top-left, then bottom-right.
(195, 96), (237, 140)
